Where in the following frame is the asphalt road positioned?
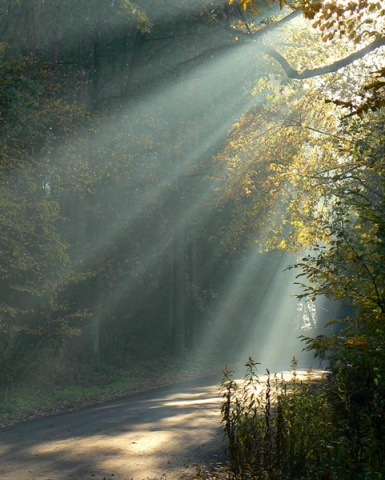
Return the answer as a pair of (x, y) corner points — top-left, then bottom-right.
(0, 375), (226, 480)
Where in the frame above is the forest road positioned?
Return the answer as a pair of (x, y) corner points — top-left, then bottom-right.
(0, 374), (226, 480)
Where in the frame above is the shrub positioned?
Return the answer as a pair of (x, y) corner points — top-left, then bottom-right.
(220, 357), (385, 479)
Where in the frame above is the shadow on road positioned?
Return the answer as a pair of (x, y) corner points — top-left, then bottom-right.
(0, 375), (226, 480)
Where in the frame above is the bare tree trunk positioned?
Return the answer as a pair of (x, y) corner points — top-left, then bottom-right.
(91, 27), (102, 110)
(122, 29), (145, 101)
(167, 240), (175, 354)
(91, 291), (104, 357)
(186, 238), (198, 350)
(170, 234), (186, 356)
(25, 0), (42, 67)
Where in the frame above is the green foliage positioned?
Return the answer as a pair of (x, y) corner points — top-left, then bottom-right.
(221, 358), (385, 479)
(0, 0), (383, 395)
(0, 0), (241, 379)
(251, 105), (385, 480)
(291, 110), (385, 390)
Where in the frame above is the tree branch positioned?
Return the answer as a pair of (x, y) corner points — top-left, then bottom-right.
(259, 38), (385, 79)
(227, 6), (385, 80)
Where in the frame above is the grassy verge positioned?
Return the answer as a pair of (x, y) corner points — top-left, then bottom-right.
(0, 354), (223, 428)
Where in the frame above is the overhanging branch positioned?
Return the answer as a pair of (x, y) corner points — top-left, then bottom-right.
(259, 38), (385, 79)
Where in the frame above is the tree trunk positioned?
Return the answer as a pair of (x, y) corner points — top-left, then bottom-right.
(170, 234), (186, 356)
(186, 238), (198, 350)
(91, 28), (102, 110)
(122, 30), (145, 101)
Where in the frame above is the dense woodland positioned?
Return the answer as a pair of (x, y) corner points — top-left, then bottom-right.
(0, 0), (263, 372)
(0, 0), (302, 376)
(0, 0), (385, 409)
(1, 0), (385, 476)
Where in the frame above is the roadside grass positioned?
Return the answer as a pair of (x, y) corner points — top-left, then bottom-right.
(0, 354), (223, 428)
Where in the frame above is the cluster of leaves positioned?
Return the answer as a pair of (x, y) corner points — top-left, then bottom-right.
(233, 0), (385, 42)
(290, 110), (385, 399)
(221, 357), (385, 479)
(331, 69), (385, 116)
(0, 49), (91, 381)
(293, 1), (385, 115)
(301, 0), (385, 43)
(212, 73), (341, 251)
(232, 0), (385, 115)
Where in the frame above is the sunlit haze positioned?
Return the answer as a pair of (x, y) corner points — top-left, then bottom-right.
(0, 0), (358, 379)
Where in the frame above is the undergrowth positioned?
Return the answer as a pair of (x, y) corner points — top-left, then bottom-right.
(220, 357), (385, 479)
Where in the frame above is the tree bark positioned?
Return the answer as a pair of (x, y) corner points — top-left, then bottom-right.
(259, 38), (385, 80)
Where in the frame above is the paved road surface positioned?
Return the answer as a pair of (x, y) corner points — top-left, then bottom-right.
(0, 375), (226, 480)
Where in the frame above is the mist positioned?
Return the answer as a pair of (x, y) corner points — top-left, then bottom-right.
(0, 0), (331, 385)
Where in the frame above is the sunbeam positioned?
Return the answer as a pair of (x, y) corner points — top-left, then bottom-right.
(0, 0), (347, 394)
(2, 2), (385, 478)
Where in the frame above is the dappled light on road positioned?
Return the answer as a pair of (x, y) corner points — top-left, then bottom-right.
(0, 378), (225, 480)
